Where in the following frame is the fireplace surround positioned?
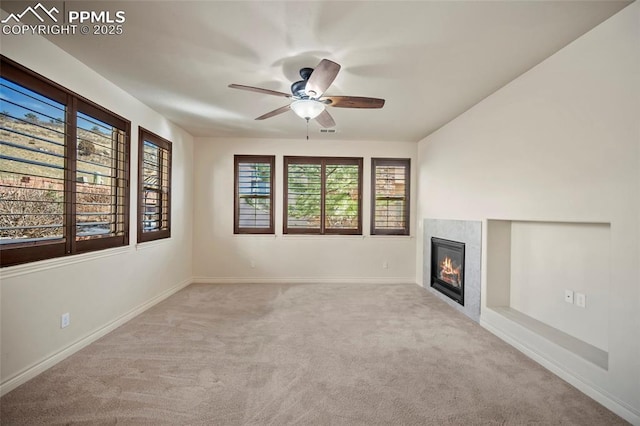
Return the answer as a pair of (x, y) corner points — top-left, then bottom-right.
(431, 237), (465, 305)
(423, 219), (481, 322)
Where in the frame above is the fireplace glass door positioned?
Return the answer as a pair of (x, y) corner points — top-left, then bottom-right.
(431, 237), (465, 305)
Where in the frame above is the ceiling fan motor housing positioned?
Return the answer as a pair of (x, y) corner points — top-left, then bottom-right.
(299, 67), (313, 80)
(291, 80), (307, 98)
(291, 66), (316, 98)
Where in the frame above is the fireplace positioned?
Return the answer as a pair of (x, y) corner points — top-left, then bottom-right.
(431, 237), (465, 305)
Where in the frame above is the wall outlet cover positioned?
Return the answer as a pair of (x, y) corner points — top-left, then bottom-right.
(61, 313), (70, 328)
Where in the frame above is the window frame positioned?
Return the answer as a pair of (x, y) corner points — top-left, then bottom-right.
(0, 56), (130, 267)
(371, 158), (411, 236)
(283, 156), (363, 235)
(233, 155), (275, 234)
(137, 127), (172, 243)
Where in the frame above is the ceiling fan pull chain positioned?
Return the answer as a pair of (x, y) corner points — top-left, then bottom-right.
(306, 118), (310, 140)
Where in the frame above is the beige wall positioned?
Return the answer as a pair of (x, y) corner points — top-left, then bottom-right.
(0, 34), (195, 392)
(416, 2), (639, 421)
(192, 137), (417, 283)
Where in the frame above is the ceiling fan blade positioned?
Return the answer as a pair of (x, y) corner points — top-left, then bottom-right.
(315, 109), (336, 128)
(229, 84), (291, 98)
(321, 96), (385, 109)
(305, 59), (341, 99)
(255, 105), (291, 120)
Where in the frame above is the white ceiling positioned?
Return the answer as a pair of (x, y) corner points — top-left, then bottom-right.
(4, 1), (631, 142)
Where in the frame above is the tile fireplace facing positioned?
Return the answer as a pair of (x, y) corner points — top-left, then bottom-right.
(424, 219), (481, 322)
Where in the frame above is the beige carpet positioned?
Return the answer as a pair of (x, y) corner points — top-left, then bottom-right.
(0, 283), (626, 425)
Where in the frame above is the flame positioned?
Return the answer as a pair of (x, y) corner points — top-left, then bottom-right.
(439, 256), (461, 286)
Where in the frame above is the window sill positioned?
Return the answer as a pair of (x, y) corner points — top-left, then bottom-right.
(0, 245), (133, 279)
(281, 234), (365, 240)
(230, 234), (413, 240)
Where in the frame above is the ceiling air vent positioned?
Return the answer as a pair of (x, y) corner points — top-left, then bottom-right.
(319, 129), (337, 133)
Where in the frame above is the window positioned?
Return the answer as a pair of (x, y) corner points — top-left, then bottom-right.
(234, 155), (275, 234)
(0, 57), (130, 267)
(371, 158), (410, 235)
(284, 156), (362, 235)
(138, 128), (171, 242)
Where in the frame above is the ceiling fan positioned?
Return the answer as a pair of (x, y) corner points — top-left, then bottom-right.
(229, 59), (385, 129)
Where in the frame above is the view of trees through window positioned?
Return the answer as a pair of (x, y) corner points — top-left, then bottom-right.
(285, 157), (362, 234)
(286, 163), (321, 228)
(324, 164), (360, 229)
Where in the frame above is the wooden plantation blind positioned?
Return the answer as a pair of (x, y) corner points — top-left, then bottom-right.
(285, 160), (322, 231)
(234, 155), (274, 234)
(75, 108), (129, 246)
(284, 156), (362, 235)
(371, 158), (410, 235)
(0, 57), (130, 267)
(138, 128), (172, 242)
(0, 75), (66, 247)
(325, 163), (360, 231)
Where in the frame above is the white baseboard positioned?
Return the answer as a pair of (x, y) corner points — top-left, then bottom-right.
(191, 277), (416, 285)
(0, 277), (193, 397)
(480, 317), (640, 425)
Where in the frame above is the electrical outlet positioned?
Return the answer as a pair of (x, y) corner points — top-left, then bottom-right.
(564, 290), (574, 304)
(61, 313), (70, 328)
(250, 260), (256, 268)
(382, 261), (389, 269)
(575, 293), (586, 308)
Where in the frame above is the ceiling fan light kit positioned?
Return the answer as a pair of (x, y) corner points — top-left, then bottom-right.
(229, 58), (385, 129)
(290, 99), (325, 120)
